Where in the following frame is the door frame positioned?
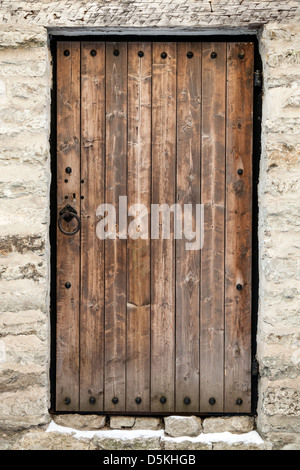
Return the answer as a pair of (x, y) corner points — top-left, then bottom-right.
(49, 34), (262, 416)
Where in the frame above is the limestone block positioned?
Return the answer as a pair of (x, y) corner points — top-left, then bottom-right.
(0, 260), (46, 282)
(0, 144), (49, 167)
(284, 90), (300, 109)
(53, 414), (107, 430)
(260, 354), (300, 381)
(263, 387), (300, 416)
(0, 165), (48, 198)
(0, 430), (24, 450)
(0, 235), (45, 255)
(163, 438), (212, 451)
(263, 70), (300, 89)
(203, 416), (255, 434)
(0, 106), (48, 136)
(262, 306), (300, 328)
(133, 417), (162, 430)
(263, 86), (300, 120)
(262, 24), (300, 43)
(110, 416), (135, 429)
(267, 50), (300, 69)
(263, 258), (300, 284)
(0, 2), (298, 29)
(263, 202), (300, 230)
(264, 172), (300, 198)
(0, 364), (46, 393)
(262, 231), (300, 260)
(94, 434), (162, 450)
(0, 253), (47, 283)
(212, 440), (270, 451)
(164, 416), (202, 437)
(282, 444), (300, 450)
(265, 117), (300, 135)
(264, 330), (300, 347)
(0, 386), (49, 430)
(11, 80), (48, 101)
(1, 334), (46, 366)
(257, 414), (300, 434)
(0, 196), (48, 235)
(0, 27), (47, 49)
(0, 280), (48, 313)
(14, 431), (97, 450)
(0, 59), (47, 78)
(260, 432), (300, 449)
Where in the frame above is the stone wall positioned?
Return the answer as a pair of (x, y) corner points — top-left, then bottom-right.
(6, 414), (270, 450)
(0, 26), (51, 432)
(0, 1), (299, 29)
(0, 1), (299, 451)
(257, 23), (300, 448)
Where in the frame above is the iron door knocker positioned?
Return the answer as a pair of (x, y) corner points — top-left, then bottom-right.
(58, 204), (81, 236)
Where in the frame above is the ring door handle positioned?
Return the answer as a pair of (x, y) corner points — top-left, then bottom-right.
(58, 204), (81, 236)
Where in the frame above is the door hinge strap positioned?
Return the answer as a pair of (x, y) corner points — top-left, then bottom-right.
(252, 357), (259, 377)
(254, 70), (263, 88)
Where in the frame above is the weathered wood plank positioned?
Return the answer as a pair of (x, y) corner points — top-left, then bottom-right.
(79, 42), (105, 411)
(225, 42), (254, 413)
(151, 42), (176, 413)
(55, 40), (254, 415)
(175, 42), (201, 413)
(104, 42), (127, 412)
(126, 42), (152, 412)
(200, 42), (226, 413)
(56, 41), (81, 411)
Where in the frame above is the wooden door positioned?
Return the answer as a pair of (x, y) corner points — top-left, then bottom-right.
(55, 40), (254, 414)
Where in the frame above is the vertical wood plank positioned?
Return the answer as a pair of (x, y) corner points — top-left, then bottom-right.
(55, 40), (254, 415)
(175, 42), (201, 413)
(79, 42), (105, 411)
(151, 42), (176, 412)
(56, 41), (81, 411)
(126, 42), (152, 412)
(200, 42), (226, 413)
(104, 42), (127, 412)
(225, 42), (254, 413)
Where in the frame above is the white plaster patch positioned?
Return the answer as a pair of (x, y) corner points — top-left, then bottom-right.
(46, 421), (264, 445)
(162, 431), (265, 445)
(47, 421), (164, 440)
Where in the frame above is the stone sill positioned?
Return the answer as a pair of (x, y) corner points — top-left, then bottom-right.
(6, 414), (273, 450)
(24, 421), (270, 450)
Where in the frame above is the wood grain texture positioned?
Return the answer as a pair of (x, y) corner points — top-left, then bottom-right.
(175, 42), (201, 412)
(55, 40), (254, 415)
(56, 41), (81, 411)
(200, 42), (226, 413)
(104, 42), (127, 412)
(225, 42), (254, 413)
(79, 42), (105, 411)
(151, 43), (176, 412)
(126, 42), (152, 412)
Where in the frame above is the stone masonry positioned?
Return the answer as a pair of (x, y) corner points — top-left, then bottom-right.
(0, 26), (51, 433)
(257, 23), (300, 448)
(0, 1), (299, 29)
(0, 1), (299, 451)
(8, 415), (270, 450)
